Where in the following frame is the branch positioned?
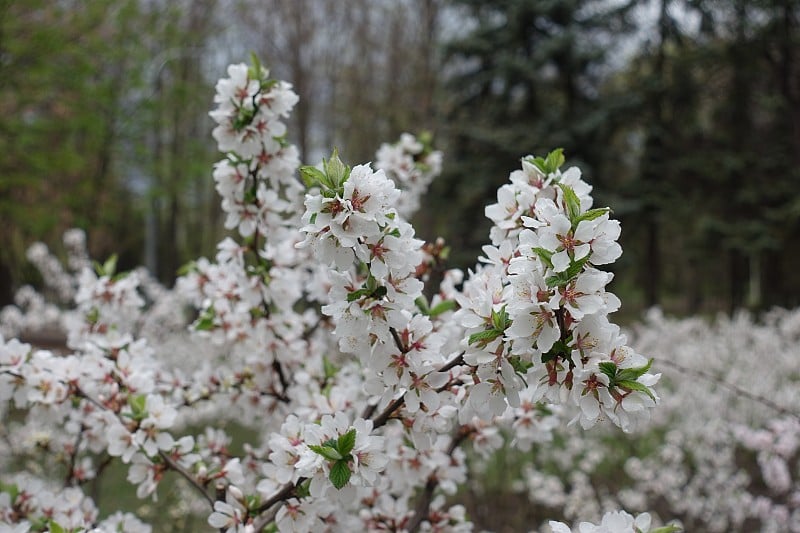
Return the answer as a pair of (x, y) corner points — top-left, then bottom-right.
(660, 358), (800, 421)
(159, 449), (215, 510)
(371, 352), (466, 429)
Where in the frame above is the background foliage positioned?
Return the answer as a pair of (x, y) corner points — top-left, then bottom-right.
(1, 0), (798, 314)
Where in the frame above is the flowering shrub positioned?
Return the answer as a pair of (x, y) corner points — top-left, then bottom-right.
(0, 58), (676, 532)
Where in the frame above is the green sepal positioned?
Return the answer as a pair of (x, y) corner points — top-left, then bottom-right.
(329, 459), (352, 489)
(337, 428), (357, 456)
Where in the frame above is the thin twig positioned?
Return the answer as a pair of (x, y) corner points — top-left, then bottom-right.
(660, 358), (800, 421)
(159, 450), (215, 510)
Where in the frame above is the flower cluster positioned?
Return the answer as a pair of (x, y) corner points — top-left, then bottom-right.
(453, 150), (659, 432)
(375, 132), (443, 218)
(0, 57), (673, 533)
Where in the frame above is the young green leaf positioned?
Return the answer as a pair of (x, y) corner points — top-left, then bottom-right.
(337, 428), (357, 456)
(615, 358), (654, 383)
(329, 459), (352, 489)
(308, 444), (343, 461)
(429, 300), (457, 318)
(599, 361), (618, 381)
(468, 328), (502, 347)
(616, 380), (657, 401)
(558, 183), (582, 223)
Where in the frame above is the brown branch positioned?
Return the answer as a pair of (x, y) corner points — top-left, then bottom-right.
(159, 449), (215, 510)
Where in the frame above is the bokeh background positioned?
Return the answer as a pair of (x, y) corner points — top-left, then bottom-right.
(1, 0), (799, 315)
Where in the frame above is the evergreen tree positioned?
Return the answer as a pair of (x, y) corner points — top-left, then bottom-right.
(427, 0), (637, 267)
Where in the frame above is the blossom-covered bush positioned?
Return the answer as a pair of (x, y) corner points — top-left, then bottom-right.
(0, 58), (675, 533)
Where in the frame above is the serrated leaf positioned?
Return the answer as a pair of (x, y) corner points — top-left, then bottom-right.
(308, 444), (343, 461)
(346, 288), (369, 302)
(468, 328), (502, 346)
(532, 247), (554, 269)
(616, 380), (657, 401)
(337, 428), (357, 456)
(491, 306), (509, 330)
(558, 183), (582, 223)
(615, 358), (654, 383)
(324, 149), (349, 189)
(599, 361), (618, 380)
(574, 207), (610, 225)
(300, 165), (328, 188)
(544, 148), (565, 173)
(329, 459), (351, 489)
(429, 300), (457, 317)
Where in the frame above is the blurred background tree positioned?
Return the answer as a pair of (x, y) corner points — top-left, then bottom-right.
(1, 0), (798, 315)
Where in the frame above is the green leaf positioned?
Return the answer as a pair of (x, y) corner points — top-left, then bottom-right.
(93, 254), (118, 277)
(415, 296), (430, 315)
(532, 247), (554, 269)
(308, 444), (343, 461)
(429, 300), (457, 317)
(323, 356), (338, 380)
(616, 380), (657, 401)
(574, 207), (610, 225)
(85, 307), (99, 325)
(544, 148), (565, 173)
(128, 394), (147, 418)
(558, 183), (582, 223)
(329, 459), (352, 489)
(491, 305), (509, 330)
(0, 482), (19, 503)
(299, 165), (328, 189)
(468, 328), (502, 347)
(615, 358), (654, 383)
(649, 525), (682, 533)
(194, 306), (216, 331)
(49, 521), (67, 533)
(323, 148), (349, 189)
(337, 428), (357, 456)
(177, 260), (197, 277)
(599, 361), (617, 380)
